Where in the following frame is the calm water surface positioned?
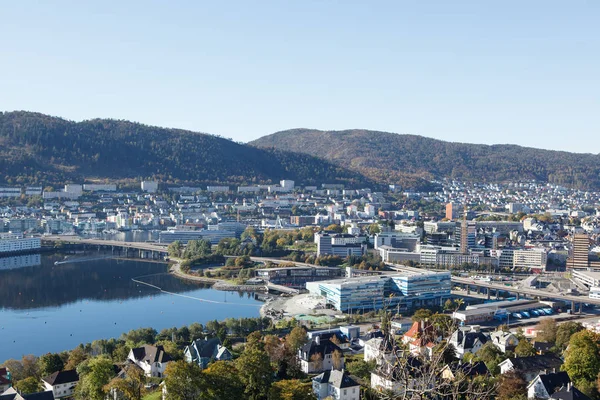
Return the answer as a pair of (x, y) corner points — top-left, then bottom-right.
(0, 252), (261, 361)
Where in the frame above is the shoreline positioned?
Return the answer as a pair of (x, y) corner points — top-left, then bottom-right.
(168, 259), (267, 292)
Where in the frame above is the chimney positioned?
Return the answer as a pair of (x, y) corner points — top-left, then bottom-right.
(315, 336), (320, 345)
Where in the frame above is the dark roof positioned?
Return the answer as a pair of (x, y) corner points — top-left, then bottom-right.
(313, 370), (359, 389)
(447, 361), (489, 377)
(537, 372), (571, 395)
(0, 391), (56, 400)
(131, 345), (172, 364)
(551, 386), (592, 400)
(187, 338), (222, 359)
(452, 328), (489, 350)
(299, 339), (342, 361)
(534, 342), (555, 352)
(42, 369), (79, 385)
(22, 393), (56, 400)
(508, 354), (563, 373)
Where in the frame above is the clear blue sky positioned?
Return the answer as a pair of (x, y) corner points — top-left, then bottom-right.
(1, 1), (598, 153)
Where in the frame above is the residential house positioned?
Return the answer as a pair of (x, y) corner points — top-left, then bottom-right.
(371, 357), (428, 396)
(0, 387), (55, 400)
(440, 361), (489, 381)
(364, 337), (397, 364)
(312, 369), (360, 400)
(41, 369), (79, 399)
(528, 372), (571, 399)
(0, 369), (10, 393)
(550, 384), (591, 400)
(489, 331), (519, 353)
(448, 326), (489, 359)
(183, 338), (232, 369)
(402, 321), (438, 356)
(358, 330), (384, 347)
(298, 337), (344, 374)
(534, 342), (555, 355)
(499, 354), (563, 383)
(128, 345), (172, 377)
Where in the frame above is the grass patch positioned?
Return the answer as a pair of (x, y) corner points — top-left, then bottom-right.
(143, 390), (162, 400)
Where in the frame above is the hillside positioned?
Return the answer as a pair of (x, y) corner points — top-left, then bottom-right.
(0, 112), (372, 188)
(251, 129), (600, 190)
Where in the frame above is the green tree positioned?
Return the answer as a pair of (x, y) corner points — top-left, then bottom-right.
(411, 308), (433, 322)
(75, 356), (116, 400)
(556, 322), (584, 350)
(163, 360), (205, 400)
(346, 359), (376, 380)
(65, 347), (88, 370)
(475, 342), (505, 375)
(38, 352), (65, 377)
(104, 364), (147, 400)
(236, 348), (274, 400)
(514, 340), (537, 357)
(367, 223), (381, 235)
(285, 327), (308, 353)
(167, 241), (183, 258)
(202, 361), (245, 400)
(325, 224), (343, 233)
(562, 330), (600, 386)
(268, 379), (316, 400)
(15, 377), (43, 394)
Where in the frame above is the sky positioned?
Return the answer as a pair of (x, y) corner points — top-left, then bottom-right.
(1, 1), (598, 153)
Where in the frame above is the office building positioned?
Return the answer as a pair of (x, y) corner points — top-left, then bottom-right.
(568, 233), (591, 269)
(315, 232), (366, 257)
(141, 181), (159, 193)
(255, 266), (342, 288)
(373, 232), (419, 251)
(306, 271), (451, 312)
(446, 203), (459, 220)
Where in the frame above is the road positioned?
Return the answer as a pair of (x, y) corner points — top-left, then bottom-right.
(452, 276), (599, 306)
(42, 235), (168, 253)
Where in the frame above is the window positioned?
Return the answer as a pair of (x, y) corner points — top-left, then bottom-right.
(344, 389), (347, 395)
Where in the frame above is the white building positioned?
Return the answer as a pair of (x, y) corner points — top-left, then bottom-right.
(141, 181), (158, 193)
(206, 186), (229, 193)
(41, 369), (79, 399)
(280, 180), (295, 191)
(312, 370), (360, 400)
(0, 233), (41, 254)
(83, 184), (117, 192)
(128, 345), (172, 377)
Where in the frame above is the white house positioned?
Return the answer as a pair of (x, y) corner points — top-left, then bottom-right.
(489, 331), (519, 353)
(448, 326), (489, 359)
(41, 369), (79, 399)
(298, 337), (344, 374)
(499, 355), (563, 383)
(527, 372), (571, 399)
(312, 369), (360, 400)
(128, 345), (173, 377)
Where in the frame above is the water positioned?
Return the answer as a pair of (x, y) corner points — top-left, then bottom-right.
(0, 253), (261, 361)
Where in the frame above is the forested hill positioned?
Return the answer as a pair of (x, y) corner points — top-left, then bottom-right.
(0, 112), (372, 187)
(251, 128), (600, 190)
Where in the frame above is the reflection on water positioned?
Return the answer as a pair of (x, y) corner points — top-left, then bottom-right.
(0, 254), (41, 270)
(0, 253), (205, 310)
(0, 252), (261, 361)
